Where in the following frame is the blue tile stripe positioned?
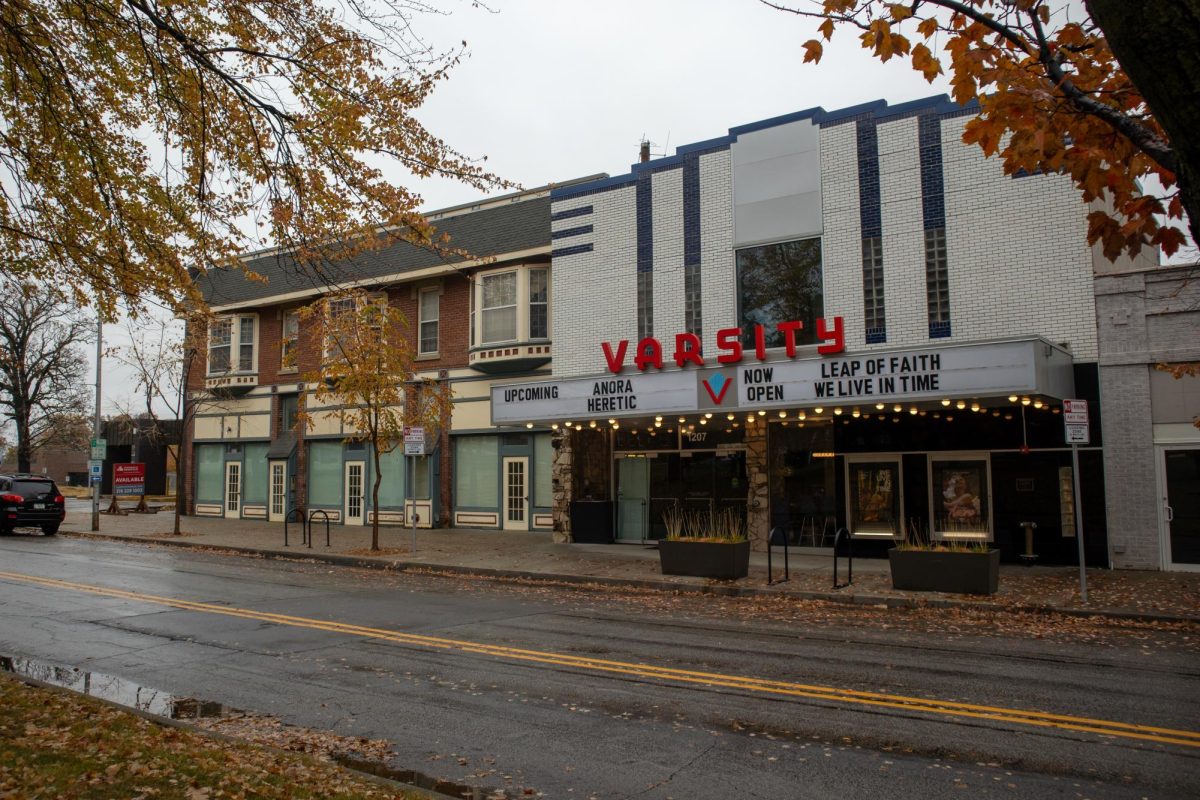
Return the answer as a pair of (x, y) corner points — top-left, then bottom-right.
(550, 94), (981, 201)
(857, 119), (881, 239)
(551, 243), (593, 258)
(683, 153), (700, 267)
(918, 114), (945, 229)
(551, 224), (593, 240)
(550, 205), (593, 221)
(636, 173), (653, 273)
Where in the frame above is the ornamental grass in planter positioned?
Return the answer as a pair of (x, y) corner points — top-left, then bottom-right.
(658, 506), (751, 580)
(888, 521), (999, 595)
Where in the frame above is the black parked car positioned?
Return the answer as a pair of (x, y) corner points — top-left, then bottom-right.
(0, 475), (66, 536)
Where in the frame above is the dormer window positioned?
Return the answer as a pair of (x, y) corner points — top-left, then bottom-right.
(208, 315), (257, 376)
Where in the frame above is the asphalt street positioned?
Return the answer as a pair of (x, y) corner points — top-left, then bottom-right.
(0, 534), (1197, 799)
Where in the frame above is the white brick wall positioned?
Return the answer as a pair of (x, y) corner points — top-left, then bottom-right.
(551, 186), (637, 377)
(940, 116), (1098, 359)
(699, 149), (735, 354)
(877, 117), (929, 345)
(652, 169), (685, 343)
(818, 121), (863, 348)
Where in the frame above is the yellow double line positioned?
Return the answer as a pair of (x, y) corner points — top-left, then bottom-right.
(3, 569), (1198, 749)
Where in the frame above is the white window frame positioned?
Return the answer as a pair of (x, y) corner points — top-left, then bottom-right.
(528, 267), (549, 341)
(472, 265), (551, 348)
(418, 286), (440, 357)
(280, 310), (300, 373)
(479, 270), (519, 345)
(323, 293), (385, 362)
(207, 314), (258, 377)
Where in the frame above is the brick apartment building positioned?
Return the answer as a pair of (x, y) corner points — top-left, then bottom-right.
(182, 182), (586, 531)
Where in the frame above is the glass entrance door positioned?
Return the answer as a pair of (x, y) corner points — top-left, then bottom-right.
(503, 457), (529, 531)
(1163, 448), (1200, 569)
(616, 457), (650, 542)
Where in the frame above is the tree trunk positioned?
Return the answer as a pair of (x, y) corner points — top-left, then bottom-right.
(1088, 0), (1200, 248)
(372, 447), (382, 552)
(15, 406), (31, 473)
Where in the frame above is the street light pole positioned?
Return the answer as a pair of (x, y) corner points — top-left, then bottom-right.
(91, 316), (102, 531)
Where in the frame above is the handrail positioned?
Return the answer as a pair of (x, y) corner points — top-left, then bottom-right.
(308, 509), (331, 548)
(832, 527), (853, 589)
(283, 508), (304, 547)
(767, 527), (789, 585)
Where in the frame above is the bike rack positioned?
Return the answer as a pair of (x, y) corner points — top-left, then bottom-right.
(832, 527), (853, 589)
(308, 509), (331, 548)
(767, 527), (789, 585)
(283, 508), (304, 547)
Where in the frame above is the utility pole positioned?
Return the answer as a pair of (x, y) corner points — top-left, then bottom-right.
(91, 316), (102, 531)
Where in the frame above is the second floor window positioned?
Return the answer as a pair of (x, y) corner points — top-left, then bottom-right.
(529, 269), (548, 340)
(481, 272), (518, 344)
(208, 315), (257, 375)
(281, 311), (300, 371)
(419, 287), (439, 355)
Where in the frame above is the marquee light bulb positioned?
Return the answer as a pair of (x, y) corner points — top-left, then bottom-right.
(757, 410), (766, 416)
(608, 419), (615, 424)
(1008, 395), (1019, 403)
(655, 416), (663, 422)
(814, 407), (823, 415)
(654, 421), (662, 428)
(956, 400), (966, 410)
(551, 423), (558, 430)
(612, 422), (619, 429)
(678, 417), (686, 423)
(909, 407), (918, 415)
(1021, 396), (1031, 406)
(941, 399), (951, 407)
(727, 413), (735, 420)
(705, 412), (713, 419)
(798, 411), (807, 421)
(875, 402), (885, 410)
(589, 420), (597, 428)
(526, 422), (533, 429)
(778, 410), (787, 418)
(1033, 399), (1044, 409)
(970, 403), (980, 412)
(893, 404), (902, 413)
(851, 408), (861, 418)
(699, 417), (707, 425)
(833, 407), (843, 415)
(574, 424), (582, 431)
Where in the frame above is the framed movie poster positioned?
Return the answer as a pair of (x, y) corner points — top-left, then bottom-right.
(845, 455), (903, 538)
(929, 454), (993, 540)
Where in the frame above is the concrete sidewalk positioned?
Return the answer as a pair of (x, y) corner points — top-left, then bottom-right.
(55, 509), (1200, 623)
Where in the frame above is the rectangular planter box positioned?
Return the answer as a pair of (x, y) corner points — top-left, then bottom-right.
(659, 539), (751, 580)
(887, 548), (1000, 595)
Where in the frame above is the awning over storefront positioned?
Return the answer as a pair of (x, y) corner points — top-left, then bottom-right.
(491, 337), (1075, 425)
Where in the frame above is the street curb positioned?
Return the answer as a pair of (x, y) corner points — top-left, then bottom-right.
(62, 531), (1200, 626)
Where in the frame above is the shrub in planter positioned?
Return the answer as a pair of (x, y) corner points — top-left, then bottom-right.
(887, 544), (1000, 595)
(658, 506), (750, 580)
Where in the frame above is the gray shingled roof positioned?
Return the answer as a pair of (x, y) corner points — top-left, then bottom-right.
(200, 194), (551, 308)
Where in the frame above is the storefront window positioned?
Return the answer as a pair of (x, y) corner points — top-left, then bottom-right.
(930, 456), (991, 540)
(241, 443), (269, 505)
(534, 433), (553, 507)
(767, 422), (836, 544)
(195, 445), (224, 503)
(846, 457), (902, 538)
(736, 238), (822, 349)
(455, 436), (498, 508)
(308, 441), (341, 506)
(375, 446), (406, 507)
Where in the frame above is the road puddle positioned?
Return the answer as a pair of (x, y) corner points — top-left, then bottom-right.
(0, 653), (228, 719)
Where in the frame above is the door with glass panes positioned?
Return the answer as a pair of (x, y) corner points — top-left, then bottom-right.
(268, 461), (288, 522)
(617, 457), (650, 542)
(1161, 448), (1200, 570)
(343, 461), (365, 526)
(502, 457), (529, 530)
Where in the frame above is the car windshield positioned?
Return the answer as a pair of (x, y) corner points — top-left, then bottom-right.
(11, 480), (56, 499)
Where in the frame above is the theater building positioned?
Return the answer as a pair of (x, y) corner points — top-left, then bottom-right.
(494, 95), (1114, 565)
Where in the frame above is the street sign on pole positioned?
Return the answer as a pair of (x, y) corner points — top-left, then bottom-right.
(1063, 398), (1089, 603)
(403, 425), (425, 456)
(90, 438), (107, 460)
(88, 460), (103, 485)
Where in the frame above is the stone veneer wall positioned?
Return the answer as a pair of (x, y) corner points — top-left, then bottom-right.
(744, 423), (770, 550)
(551, 428), (612, 543)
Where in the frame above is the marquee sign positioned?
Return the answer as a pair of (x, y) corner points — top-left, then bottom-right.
(601, 317), (845, 374)
(491, 338), (1075, 425)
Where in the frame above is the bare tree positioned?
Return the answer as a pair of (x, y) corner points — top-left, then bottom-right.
(116, 312), (205, 534)
(0, 290), (91, 472)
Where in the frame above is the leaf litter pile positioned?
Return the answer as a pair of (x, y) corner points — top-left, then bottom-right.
(0, 673), (420, 800)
